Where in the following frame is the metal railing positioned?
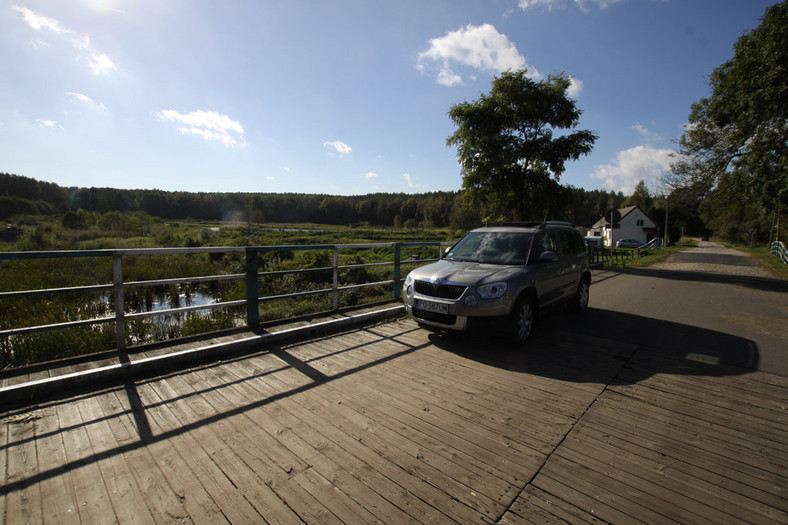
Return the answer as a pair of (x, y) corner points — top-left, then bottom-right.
(771, 241), (787, 264)
(587, 237), (663, 267)
(0, 242), (453, 353)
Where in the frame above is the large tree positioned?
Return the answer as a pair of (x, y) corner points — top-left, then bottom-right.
(447, 70), (597, 221)
(668, 1), (788, 235)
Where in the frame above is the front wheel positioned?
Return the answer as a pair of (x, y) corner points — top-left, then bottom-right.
(568, 278), (590, 313)
(510, 295), (536, 344)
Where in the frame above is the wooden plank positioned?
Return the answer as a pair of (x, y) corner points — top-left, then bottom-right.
(106, 384), (229, 524)
(577, 395), (788, 510)
(318, 347), (555, 470)
(156, 365), (335, 524)
(78, 389), (187, 524)
(614, 364), (788, 429)
(166, 365), (360, 525)
(567, 420), (788, 521)
(340, 345), (593, 452)
(325, 357), (545, 471)
(218, 356), (453, 524)
(30, 406), (80, 524)
(287, 371), (515, 520)
(556, 433), (755, 524)
(536, 453), (692, 524)
(73, 394), (154, 524)
(506, 484), (607, 525)
(591, 392), (788, 479)
(54, 399), (117, 523)
(237, 348), (492, 523)
(189, 361), (419, 524)
(290, 328), (597, 445)
(133, 376), (269, 524)
(3, 410), (43, 524)
(360, 332), (612, 407)
(623, 348), (788, 393)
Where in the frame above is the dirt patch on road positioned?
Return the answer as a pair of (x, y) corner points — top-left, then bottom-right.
(650, 241), (773, 278)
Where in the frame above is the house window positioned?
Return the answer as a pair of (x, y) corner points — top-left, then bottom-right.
(637, 219), (644, 226)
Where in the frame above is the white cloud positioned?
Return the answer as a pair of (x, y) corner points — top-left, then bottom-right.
(12, 5), (117, 75)
(632, 123), (666, 144)
(417, 24), (536, 86)
(519, 0), (623, 12)
(590, 145), (675, 194)
(403, 173), (417, 188)
(85, 52), (116, 75)
(364, 172), (378, 179)
(66, 91), (107, 111)
(67, 92), (93, 103)
(567, 76), (583, 98)
(36, 119), (60, 129)
(323, 140), (352, 156)
(12, 5), (67, 33)
(156, 109), (246, 147)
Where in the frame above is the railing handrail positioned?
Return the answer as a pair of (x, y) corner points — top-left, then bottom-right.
(1, 241), (455, 355)
(771, 240), (787, 264)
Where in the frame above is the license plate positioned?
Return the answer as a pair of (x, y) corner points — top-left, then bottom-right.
(414, 298), (449, 314)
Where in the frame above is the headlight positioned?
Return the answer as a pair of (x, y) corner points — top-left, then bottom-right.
(476, 282), (507, 300)
(403, 273), (413, 297)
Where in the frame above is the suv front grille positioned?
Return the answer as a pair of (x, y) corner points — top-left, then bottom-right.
(414, 280), (467, 299)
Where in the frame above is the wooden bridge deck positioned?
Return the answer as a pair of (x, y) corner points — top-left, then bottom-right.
(2, 317), (787, 524)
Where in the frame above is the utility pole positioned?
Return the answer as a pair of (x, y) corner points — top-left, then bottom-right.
(664, 194), (669, 246)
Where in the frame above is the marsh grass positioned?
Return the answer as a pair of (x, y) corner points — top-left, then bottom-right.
(1, 218), (454, 367)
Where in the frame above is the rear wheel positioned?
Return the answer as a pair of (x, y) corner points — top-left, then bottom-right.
(510, 295), (535, 344)
(568, 277), (590, 313)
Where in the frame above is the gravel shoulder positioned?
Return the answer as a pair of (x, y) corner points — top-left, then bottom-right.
(649, 240), (774, 278)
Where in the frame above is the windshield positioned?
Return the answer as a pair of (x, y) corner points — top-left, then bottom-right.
(445, 231), (533, 265)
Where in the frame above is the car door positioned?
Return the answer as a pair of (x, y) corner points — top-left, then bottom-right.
(556, 230), (585, 299)
(529, 231), (567, 306)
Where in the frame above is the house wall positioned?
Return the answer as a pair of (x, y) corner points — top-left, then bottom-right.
(604, 209), (656, 247)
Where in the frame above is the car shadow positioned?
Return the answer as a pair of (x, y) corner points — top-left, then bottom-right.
(427, 306), (759, 386)
(614, 267), (788, 293)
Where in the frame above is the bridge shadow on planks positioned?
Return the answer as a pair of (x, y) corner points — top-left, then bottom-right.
(428, 306), (759, 385)
(0, 324), (431, 498)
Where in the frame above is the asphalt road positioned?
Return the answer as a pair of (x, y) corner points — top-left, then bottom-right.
(540, 241), (788, 377)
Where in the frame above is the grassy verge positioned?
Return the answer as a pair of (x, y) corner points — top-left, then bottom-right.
(600, 239), (698, 269)
(723, 243), (788, 280)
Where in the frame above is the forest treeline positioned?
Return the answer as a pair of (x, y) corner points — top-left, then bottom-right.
(1, 172), (629, 230)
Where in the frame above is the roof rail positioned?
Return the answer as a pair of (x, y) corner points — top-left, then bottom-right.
(480, 221), (576, 229)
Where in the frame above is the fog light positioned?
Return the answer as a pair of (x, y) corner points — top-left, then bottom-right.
(464, 294), (479, 307)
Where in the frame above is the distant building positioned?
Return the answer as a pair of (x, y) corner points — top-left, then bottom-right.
(589, 206), (657, 247)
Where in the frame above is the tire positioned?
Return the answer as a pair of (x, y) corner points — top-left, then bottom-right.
(510, 294), (536, 344)
(568, 277), (590, 313)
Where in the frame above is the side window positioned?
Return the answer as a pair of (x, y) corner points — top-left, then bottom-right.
(557, 231), (572, 255)
(530, 232), (557, 262)
(562, 231), (587, 254)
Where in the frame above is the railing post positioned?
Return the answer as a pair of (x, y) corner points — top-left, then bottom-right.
(332, 248), (339, 310)
(245, 248), (259, 328)
(112, 252), (126, 352)
(393, 243), (401, 300)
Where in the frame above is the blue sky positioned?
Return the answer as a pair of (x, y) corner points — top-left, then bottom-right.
(0, 0), (779, 196)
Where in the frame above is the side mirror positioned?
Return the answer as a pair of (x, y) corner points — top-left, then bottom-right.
(445, 247), (451, 254)
(538, 251), (559, 263)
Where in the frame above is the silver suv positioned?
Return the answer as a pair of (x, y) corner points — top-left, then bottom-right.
(402, 222), (590, 343)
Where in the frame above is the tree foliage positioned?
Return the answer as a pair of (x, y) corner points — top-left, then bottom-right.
(1, 172), (637, 234)
(447, 70), (597, 221)
(668, 2), (788, 241)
